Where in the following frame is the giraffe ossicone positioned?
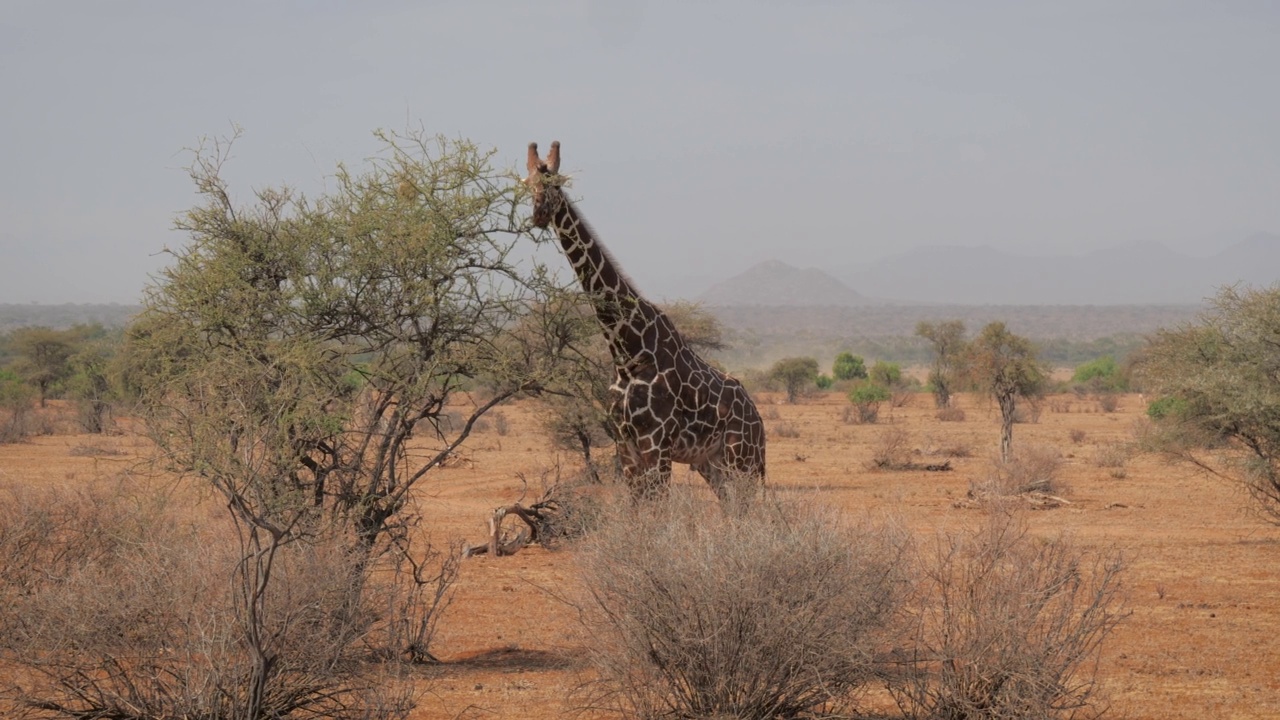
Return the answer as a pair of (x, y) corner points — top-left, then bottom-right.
(525, 141), (766, 502)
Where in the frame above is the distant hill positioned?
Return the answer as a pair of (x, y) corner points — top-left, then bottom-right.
(835, 233), (1280, 305)
(0, 304), (141, 333)
(698, 260), (870, 307)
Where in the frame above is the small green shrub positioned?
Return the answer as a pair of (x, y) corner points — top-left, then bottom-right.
(1072, 355), (1128, 393)
(832, 352), (867, 381)
(849, 382), (892, 424)
(1146, 395), (1188, 420)
(869, 360), (902, 387)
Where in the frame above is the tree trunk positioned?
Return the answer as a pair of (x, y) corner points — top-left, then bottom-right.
(999, 392), (1016, 462)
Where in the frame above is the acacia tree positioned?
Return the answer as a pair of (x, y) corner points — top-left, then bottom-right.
(9, 326), (79, 407)
(123, 128), (576, 691)
(769, 356), (819, 403)
(1141, 285), (1280, 523)
(65, 334), (121, 433)
(968, 322), (1047, 462)
(916, 320), (967, 409)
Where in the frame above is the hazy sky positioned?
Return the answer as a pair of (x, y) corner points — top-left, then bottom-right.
(2, 1), (1278, 303)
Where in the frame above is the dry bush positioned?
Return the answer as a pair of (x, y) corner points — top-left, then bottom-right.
(891, 387), (915, 409)
(576, 492), (912, 719)
(841, 403), (883, 425)
(870, 427), (915, 470)
(0, 481), (430, 720)
(771, 421), (800, 438)
(975, 444), (1064, 497)
(1012, 402), (1042, 424)
(892, 510), (1127, 720)
(1048, 399), (1073, 413)
(491, 410), (509, 436)
(760, 405), (782, 421)
(936, 407), (966, 422)
(1096, 394), (1120, 413)
(1092, 442), (1132, 479)
(1069, 428), (1087, 445)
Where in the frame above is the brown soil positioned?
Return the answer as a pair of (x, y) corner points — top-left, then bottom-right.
(2, 393), (1278, 719)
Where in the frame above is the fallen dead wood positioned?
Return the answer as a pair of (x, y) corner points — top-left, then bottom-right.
(464, 503), (545, 557)
(463, 483), (588, 557)
(872, 459), (953, 472)
(953, 490), (1073, 510)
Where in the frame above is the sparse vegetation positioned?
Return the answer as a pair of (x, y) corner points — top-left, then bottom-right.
(577, 492), (911, 719)
(892, 510), (1127, 720)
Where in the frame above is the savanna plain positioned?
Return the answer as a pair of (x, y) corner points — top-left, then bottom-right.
(2, 389), (1278, 719)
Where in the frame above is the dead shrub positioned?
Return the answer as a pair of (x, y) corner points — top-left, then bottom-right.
(1096, 393), (1120, 413)
(1092, 442), (1132, 479)
(1048, 398), (1072, 413)
(760, 405), (782, 421)
(1069, 428), (1087, 445)
(891, 387), (915, 409)
(892, 510), (1127, 720)
(577, 492), (912, 719)
(0, 481), (426, 719)
(870, 428), (915, 470)
(936, 407), (966, 422)
(771, 421), (800, 438)
(975, 444), (1064, 497)
(491, 410), (509, 436)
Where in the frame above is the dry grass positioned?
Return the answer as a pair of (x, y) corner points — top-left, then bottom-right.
(936, 406), (966, 422)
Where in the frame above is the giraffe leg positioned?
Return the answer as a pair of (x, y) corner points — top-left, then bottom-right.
(693, 461), (729, 505)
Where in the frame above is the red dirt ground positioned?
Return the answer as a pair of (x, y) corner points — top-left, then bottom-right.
(2, 392), (1278, 718)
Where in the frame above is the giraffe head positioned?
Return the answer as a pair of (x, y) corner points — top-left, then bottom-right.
(524, 141), (563, 228)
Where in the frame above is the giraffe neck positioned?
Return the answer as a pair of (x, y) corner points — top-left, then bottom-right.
(548, 190), (670, 366)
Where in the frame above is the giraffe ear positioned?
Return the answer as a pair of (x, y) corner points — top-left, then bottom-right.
(527, 142), (541, 176)
(548, 141), (561, 174)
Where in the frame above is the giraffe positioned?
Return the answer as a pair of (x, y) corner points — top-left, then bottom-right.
(524, 141), (766, 502)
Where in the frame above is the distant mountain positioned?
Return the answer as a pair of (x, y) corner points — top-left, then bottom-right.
(698, 260), (870, 307)
(834, 234), (1280, 305)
